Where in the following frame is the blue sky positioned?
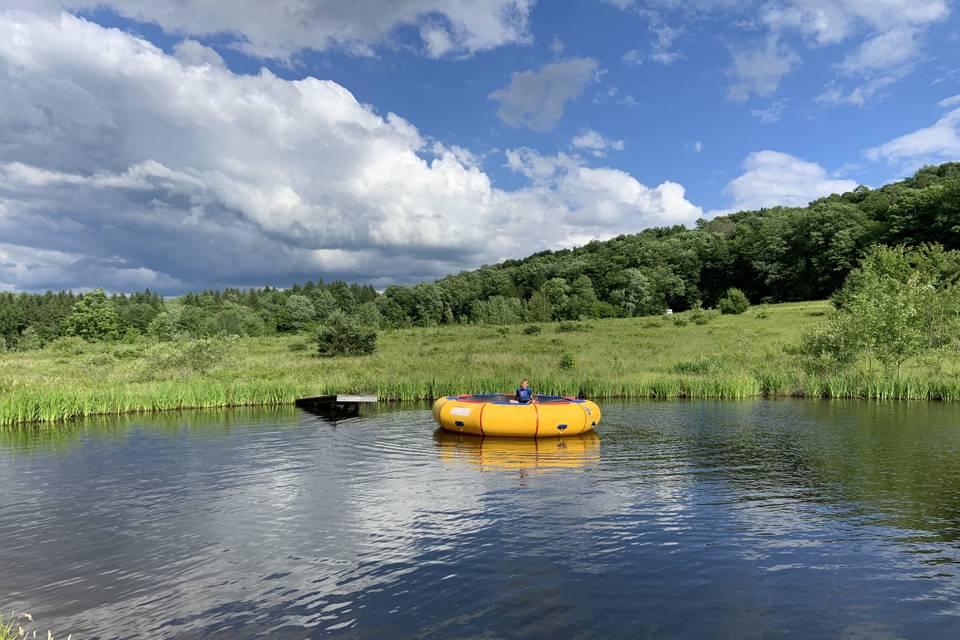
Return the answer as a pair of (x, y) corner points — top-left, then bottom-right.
(1, 1), (958, 292)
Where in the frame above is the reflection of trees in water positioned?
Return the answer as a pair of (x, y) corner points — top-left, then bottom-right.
(8, 399), (959, 546)
(0, 405), (302, 456)
(646, 400), (960, 544)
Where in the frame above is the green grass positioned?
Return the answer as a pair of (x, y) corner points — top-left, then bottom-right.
(3, 300), (960, 426)
(0, 612), (67, 640)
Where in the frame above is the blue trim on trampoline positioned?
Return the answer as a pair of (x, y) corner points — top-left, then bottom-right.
(446, 393), (584, 405)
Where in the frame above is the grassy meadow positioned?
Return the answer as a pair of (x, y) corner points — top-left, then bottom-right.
(4, 300), (960, 427)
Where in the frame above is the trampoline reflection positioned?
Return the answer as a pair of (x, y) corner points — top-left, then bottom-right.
(434, 429), (601, 470)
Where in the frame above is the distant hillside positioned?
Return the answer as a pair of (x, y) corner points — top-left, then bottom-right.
(2, 163), (959, 345)
(394, 161), (960, 324)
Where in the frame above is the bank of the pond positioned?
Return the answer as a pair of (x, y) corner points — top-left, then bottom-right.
(4, 300), (960, 426)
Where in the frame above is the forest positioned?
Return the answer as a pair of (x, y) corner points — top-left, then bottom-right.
(1, 161), (959, 349)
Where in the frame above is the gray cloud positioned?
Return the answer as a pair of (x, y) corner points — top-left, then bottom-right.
(726, 36), (800, 103)
(488, 58), (598, 131)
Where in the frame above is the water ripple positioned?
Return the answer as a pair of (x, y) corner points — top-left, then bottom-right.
(2, 400), (960, 638)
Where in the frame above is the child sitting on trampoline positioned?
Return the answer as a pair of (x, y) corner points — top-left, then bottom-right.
(515, 378), (534, 404)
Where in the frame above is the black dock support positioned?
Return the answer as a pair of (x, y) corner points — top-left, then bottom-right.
(295, 394), (378, 419)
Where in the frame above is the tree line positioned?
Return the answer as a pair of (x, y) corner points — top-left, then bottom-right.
(0, 282), (379, 348)
(1, 161), (958, 349)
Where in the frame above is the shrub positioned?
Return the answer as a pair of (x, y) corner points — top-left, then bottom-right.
(207, 304), (267, 337)
(181, 338), (231, 372)
(592, 301), (622, 318)
(523, 325), (542, 335)
(146, 310), (177, 341)
(287, 340), (309, 352)
(141, 342), (178, 374)
(672, 355), (725, 375)
(63, 289), (120, 341)
(276, 294), (318, 333)
(794, 317), (860, 375)
(82, 352), (117, 368)
(557, 321), (590, 333)
(118, 301), (160, 334)
(689, 305), (716, 325)
(45, 336), (88, 355)
(471, 296), (524, 325)
(755, 305), (770, 320)
(672, 316), (688, 327)
(316, 310), (377, 357)
(457, 348), (474, 368)
(718, 288), (750, 315)
(567, 274), (599, 320)
(145, 337), (232, 373)
(800, 245), (960, 377)
(112, 345), (142, 360)
(525, 291), (554, 322)
(176, 305), (212, 336)
(559, 352), (576, 370)
(354, 301), (382, 328)
(14, 327), (42, 351)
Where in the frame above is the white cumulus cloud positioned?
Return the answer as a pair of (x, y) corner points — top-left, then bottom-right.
(938, 95), (960, 109)
(762, 0), (948, 46)
(750, 99), (787, 123)
(606, 1), (949, 105)
(47, 0), (538, 59)
(570, 130), (625, 157)
(838, 27), (921, 73)
(506, 148), (703, 231)
(622, 48), (644, 66)
(722, 151), (859, 211)
(0, 10), (700, 292)
(865, 103), (960, 169)
(768, 0), (949, 106)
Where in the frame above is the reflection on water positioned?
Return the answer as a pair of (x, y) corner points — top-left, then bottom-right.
(434, 430), (601, 470)
(2, 400), (960, 639)
(0, 406), (302, 455)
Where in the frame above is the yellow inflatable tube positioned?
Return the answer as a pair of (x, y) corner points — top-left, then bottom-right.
(432, 394), (601, 437)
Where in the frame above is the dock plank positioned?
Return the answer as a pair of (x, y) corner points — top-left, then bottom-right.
(294, 394), (378, 406)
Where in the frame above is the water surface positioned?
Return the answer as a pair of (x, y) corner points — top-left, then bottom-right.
(2, 400), (960, 638)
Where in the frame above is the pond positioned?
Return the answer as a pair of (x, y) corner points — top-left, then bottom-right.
(2, 400), (959, 639)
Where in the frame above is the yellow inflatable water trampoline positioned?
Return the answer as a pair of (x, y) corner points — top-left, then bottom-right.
(433, 394), (601, 437)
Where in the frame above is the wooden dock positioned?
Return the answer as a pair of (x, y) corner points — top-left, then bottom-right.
(295, 394), (378, 418)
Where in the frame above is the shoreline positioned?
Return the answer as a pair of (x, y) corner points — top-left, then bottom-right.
(4, 382), (958, 428)
(5, 301), (960, 428)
